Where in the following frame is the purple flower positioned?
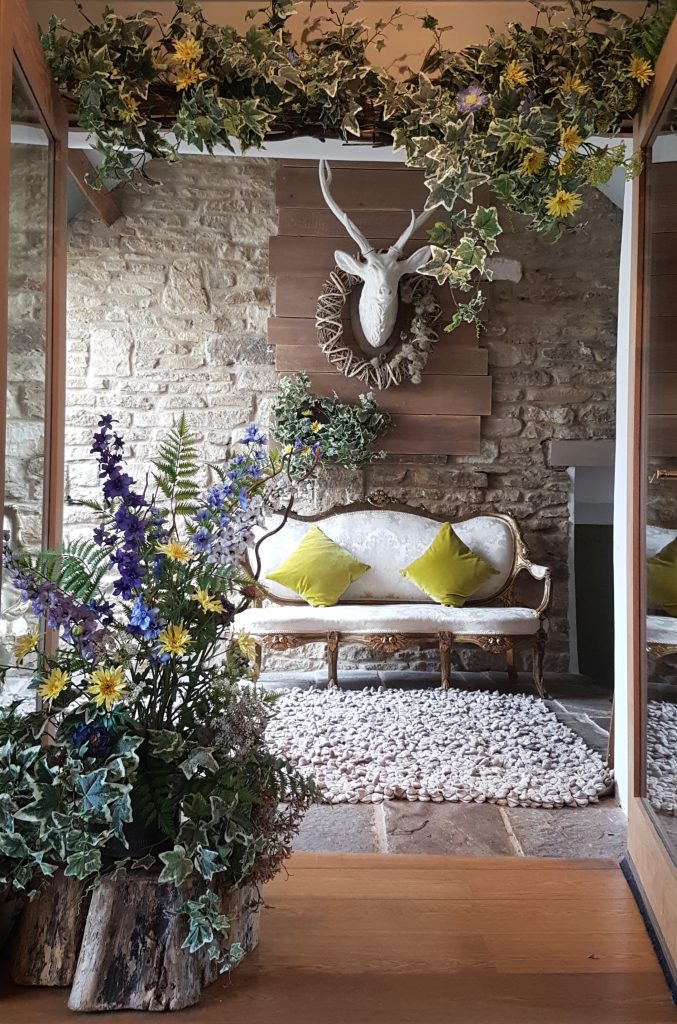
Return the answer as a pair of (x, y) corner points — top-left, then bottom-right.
(190, 527), (211, 554)
(456, 83), (489, 114)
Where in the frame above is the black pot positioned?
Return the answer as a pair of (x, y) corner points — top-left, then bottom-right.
(104, 817), (175, 860)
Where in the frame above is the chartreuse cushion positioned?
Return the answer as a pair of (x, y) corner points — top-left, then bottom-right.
(400, 522), (498, 607)
(266, 526), (370, 607)
(648, 537), (677, 616)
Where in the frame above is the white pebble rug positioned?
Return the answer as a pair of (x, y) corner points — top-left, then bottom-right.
(265, 686), (613, 808)
(647, 700), (677, 816)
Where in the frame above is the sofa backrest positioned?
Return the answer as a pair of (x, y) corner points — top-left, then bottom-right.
(253, 506), (521, 604)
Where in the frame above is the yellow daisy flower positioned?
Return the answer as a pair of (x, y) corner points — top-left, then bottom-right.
(119, 91), (139, 122)
(173, 35), (203, 65)
(309, 421), (323, 433)
(14, 629), (39, 663)
(235, 630), (258, 663)
(560, 73), (588, 96)
(191, 587), (223, 613)
(519, 149), (545, 176)
(87, 665), (127, 711)
(503, 61), (528, 88)
(38, 668), (70, 703)
(301, 409), (313, 417)
(545, 189), (583, 218)
(157, 623), (192, 657)
(302, 445), (312, 457)
(156, 540), (191, 562)
(629, 56), (654, 87)
(175, 66), (207, 92)
(283, 443), (294, 455)
(560, 126), (583, 153)
(557, 153), (573, 175)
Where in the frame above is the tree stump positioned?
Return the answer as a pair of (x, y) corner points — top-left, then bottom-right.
(10, 871), (90, 987)
(68, 873), (261, 1012)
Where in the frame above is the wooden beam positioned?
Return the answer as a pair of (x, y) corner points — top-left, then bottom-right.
(67, 149), (122, 226)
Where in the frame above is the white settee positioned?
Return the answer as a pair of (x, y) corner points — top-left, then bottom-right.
(235, 501), (552, 696)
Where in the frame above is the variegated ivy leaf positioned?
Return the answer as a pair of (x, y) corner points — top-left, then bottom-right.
(424, 172), (459, 212)
(420, 245), (454, 285)
(472, 206), (502, 241)
(194, 846), (225, 881)
(451, 236), (487, 273)
(158, 844), (193, 885)
(65, 847), (102, 881)
(180, 747), (219, 779)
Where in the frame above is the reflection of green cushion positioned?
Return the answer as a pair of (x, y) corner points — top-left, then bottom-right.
(266, 526), (370, 607)
(648, 538), (677, 616)
(400, 523), (498, 607)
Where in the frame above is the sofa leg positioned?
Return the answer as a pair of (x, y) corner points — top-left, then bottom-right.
(532, 635), (548, 699)
(506, 646), (518, 686)
(327, 632), (339, 689)
(439, 632), (452, 691)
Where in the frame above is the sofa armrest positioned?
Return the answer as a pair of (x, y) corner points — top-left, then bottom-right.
(521, 562), (552, 617)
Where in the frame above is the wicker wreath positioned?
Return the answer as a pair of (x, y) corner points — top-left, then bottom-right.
(315, 268), (442, 389)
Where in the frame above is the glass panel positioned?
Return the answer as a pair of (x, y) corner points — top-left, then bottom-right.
(0, 66), (52, 703)
(643, 85), (677, 856)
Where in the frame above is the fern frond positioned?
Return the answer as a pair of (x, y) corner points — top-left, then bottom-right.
(35, 539), (111, 604)
(643, 0), (676, 59)
(151, 413), (201, 515)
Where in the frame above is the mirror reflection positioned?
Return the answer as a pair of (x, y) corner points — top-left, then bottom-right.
(0, 68), (51, 702)
(644, 86), (677, 853)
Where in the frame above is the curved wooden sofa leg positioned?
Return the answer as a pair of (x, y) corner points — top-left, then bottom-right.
(327, 632), (339, 689)
(438, 632), (453, 691)
(506, 645), (518, 686)
(532, 632), (549, 699)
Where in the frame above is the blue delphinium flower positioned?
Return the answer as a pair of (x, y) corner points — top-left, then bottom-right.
(72, 721), (117, 759)
(128, 596), (162, 641)
(190, 527), (211, 554)
(240, 424), (267, 446)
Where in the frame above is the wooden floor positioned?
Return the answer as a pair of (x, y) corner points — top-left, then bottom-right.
(2, 853), (675, 1023)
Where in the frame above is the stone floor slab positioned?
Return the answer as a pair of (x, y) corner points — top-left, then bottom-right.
(382, 801), (515, 856)
(293, 804), (377, 853)
(504, 803), (627, 859)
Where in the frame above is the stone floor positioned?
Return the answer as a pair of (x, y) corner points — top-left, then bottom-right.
(261, 669), (626, 860)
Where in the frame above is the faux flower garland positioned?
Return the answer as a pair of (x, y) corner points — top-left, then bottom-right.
(40, 0), (666, 329)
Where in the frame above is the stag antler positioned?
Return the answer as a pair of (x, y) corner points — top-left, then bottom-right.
(389, 207), (435, 257)
(318, 160), (373, 257)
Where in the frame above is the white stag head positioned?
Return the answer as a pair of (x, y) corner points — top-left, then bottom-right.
(319, 160), (433, 349)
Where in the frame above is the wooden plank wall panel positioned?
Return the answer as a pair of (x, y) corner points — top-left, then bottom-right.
(647, 164), (677, 457)
(270, 162), (493, 455)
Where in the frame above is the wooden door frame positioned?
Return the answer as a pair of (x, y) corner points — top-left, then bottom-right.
(0, 0), (68, 568)
(626, 13), (677, 980)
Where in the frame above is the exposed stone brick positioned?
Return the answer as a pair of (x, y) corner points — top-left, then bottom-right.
(62, 156), (621, 677)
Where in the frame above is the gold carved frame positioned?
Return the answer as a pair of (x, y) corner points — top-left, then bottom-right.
(246, 496), (552, 697)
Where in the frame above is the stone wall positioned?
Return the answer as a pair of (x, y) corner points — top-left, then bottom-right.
(64, 155), (621, 676)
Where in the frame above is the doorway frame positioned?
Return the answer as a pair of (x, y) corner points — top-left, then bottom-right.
(626, 13), (677, 977)
(0, 0), (68, 575)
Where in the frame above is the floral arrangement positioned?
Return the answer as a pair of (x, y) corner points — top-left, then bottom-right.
(271, 373), (391, 472)
(39, 0), (668, 330)
(0, 414), (318, 967)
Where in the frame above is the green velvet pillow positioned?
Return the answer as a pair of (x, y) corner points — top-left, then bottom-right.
(266, 526), (370, 607)
(400, 522), (498, 607)
(648, 537), (677, 616)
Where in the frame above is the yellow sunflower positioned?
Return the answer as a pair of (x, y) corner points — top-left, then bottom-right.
(560, 72), (589, 96)
(545, 189), (583, 218)
(38, 668), (70, 703)
(191, 587), (223, 613)
(14, 629), (39, 663)
(502, 61), (528, 88)
(557, 153), (573, 175)
(559, 126), (583, 153)
(519, 149), (545, 176)
(629, 56), (654, 87)
(157, 623), (192, 657)
(236, 630), (258, 663)
(175, 66), (207, 92)
(87, 665), (127, 711)
(156, 540), (191, 562)
(173, 35), (203, 65)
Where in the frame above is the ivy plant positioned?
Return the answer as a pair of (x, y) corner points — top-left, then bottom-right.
(38, 0), (667, 330)
(272, 374), (391, 473)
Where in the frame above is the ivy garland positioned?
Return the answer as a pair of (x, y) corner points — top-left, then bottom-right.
(41, 0), (667, 331)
